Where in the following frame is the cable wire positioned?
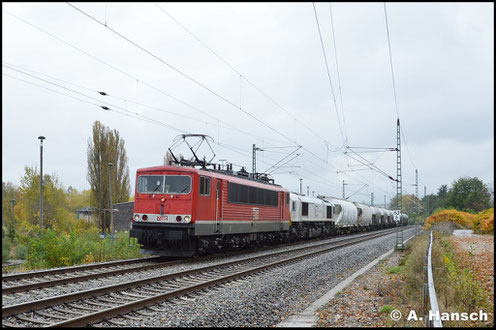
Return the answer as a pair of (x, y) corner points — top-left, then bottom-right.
(312, 2), (345, 146)
(66, 2), (299, 147)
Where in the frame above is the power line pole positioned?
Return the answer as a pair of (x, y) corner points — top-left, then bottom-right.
(299, 178), (302, 194)
(252, 144), (263, 174)
(252, 144), (256, 174)
(415, 169), (420, 217)
(395, 119), (404, 250)
(371, 192), (374, 206)
(424, 185), (428, 218)
(415, 169), (419, 199)
(108, 162), (114, 239)
(384, 195), (387, 208)
(38, 136), (45, 231)
(342, 180), (347, 199)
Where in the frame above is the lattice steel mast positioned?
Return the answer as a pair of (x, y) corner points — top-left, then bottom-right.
(395, 119), (405, 250)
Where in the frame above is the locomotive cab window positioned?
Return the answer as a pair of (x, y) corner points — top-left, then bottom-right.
(137, 175), (164, 193)
(199, 176), (210, 196)
(326, 206), (332, 219)
(164, 175), (191, 194)
(138, 175), (191, 194)
(302, 202), (309, 216)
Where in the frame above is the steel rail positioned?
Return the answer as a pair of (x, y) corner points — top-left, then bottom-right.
(2, 228), (398, 324)
(2, 256), (161, 282)
(2, 258), (182, 294)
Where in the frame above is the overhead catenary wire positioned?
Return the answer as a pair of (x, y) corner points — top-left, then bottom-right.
(5, 66), (388, 200)
(2, 9), (291, 148)
(5, 6), (356, 192)
(383, 2), (417, 170)
(5, 4), (397, 201)
(312, 2), (346, 147)
(67, 2), (353, 187)
(154, 2), (345, 152)
(3, 63), (297, 177)
(1, 15), (340, 199)
(328, 2), (349, 146)
(66, 2), (299, 148)
(4, 61), (288, 145)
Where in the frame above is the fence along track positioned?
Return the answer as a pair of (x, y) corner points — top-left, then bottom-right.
(424, 230), (443, 327)
(2, 228), (398, 327)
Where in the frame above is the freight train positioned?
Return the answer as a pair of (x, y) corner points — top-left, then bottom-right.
(129, 163), (408, 257)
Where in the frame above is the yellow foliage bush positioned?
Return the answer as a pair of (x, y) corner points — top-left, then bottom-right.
(473, 208), (494, 233)
(425, 209), (474, 229)
(83, 253), (95, 264)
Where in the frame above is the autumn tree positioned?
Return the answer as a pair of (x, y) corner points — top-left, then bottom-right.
(87, 121), (131, 233)
(65, 186), (91, 215)
(16, 166), (73, 232)
(2, 182), (20, 242)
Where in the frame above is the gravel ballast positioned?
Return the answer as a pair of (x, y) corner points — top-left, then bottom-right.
(102, 227), (417, 327)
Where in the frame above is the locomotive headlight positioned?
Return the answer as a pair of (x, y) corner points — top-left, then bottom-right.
(134, 214), (140, 222)
(184, 216), (191, 223)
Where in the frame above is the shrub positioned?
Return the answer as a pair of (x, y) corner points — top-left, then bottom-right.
(380, 305), (393, 314)
(14, 244), (28, 260)
(22, 227), (143, 269)
(472, 208), (494, 233)
(386, 266), (402, 274)
(2, 238), (11, 263)
(425, 209), (474, 229)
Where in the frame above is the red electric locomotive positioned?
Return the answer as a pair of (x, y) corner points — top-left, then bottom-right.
(130, 163), (291, 257)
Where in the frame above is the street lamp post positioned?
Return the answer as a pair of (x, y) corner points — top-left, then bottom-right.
(108, 162), (114, 239)
(38, 136), (45, 231)
(10, 199), (15, 225)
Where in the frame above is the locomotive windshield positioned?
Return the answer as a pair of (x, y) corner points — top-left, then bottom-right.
(137, 175), (191, 194)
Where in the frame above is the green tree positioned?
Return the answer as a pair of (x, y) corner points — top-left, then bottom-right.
(447, 177), (492, 213)
(87, 121), (131, 233)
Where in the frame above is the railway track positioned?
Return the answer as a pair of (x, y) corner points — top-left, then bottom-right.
(2, 227), (399, 327)
(2, 256), (179, 295)
(2, 227), (403, 295)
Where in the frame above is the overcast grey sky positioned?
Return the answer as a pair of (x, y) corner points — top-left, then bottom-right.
(2, 2), (494, 205)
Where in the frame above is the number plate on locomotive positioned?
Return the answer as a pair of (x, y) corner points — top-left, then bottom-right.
(157, 216), (168, 221)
